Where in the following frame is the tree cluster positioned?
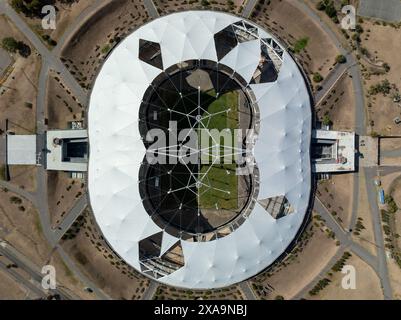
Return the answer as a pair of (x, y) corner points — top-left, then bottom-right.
(2, 37), (31, 58)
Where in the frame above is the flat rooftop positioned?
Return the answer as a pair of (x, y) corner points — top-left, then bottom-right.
(7, 135), (37, 165)
(312, 130), (356, 173)
(46, 129), (88, 172)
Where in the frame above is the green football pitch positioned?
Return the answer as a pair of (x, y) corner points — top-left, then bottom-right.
(197, 89), (239, 210)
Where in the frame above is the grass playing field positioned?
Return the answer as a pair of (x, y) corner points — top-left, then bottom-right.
(198, 89), (239, 210)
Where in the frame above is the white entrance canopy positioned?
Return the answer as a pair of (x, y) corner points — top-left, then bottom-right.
(7, 135), (37, 165)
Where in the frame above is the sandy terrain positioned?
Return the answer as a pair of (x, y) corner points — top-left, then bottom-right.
(380, 155), (401, 167)
(317, 174), (354, 229)
(154, 0), (245, 15)
(306, 0), (359, 50)
(47, 171), (85, 227)
(154, 284), (245, 300)
(351, 169), (377, 257)
(380, 138), (401, 165)
(0, 187), (91, 299)
(252, 0), (339, 83)
(0, 15), (40, 136)
(0, 188), (51, 266)
(47, 250), (94, 300)
(381, 138), (401, 151)
(316, 73), (356, 131)
(12, 0), (97, 46)
(8, 165), (37, 192)
(382, 171), (401, 244)
(45, 72), (85, 129)
(0, 268), (29, 300)
(311, 254), (383, 300)
(60, 0), (149, 90)
(388, 258), (401, 300)
(61, 209), (150, 299)
(359, 21), (401, 136)
(251, 216), (339, 299)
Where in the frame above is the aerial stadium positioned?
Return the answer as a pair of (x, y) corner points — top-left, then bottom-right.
(88, 10), (312, 289)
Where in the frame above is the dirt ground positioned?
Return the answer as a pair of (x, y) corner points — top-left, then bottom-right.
(359, 20), (401, 136)
(380, 155), (401, 167)
(317, 174), (354, 229)
(316, 73), (356, 131)
(381, 138), (401, 152)
(154, 284), (245, 300)
(252, 0), (339, 84)
(0, 187), (92, 299)
(390, 177), (401, 250)
(0, 188), (51, 266)
(60, 0), (149, 90)
(45, 71), (85, 129)
(250, 216), (339, 299)
(47, 171), (85, 227)
(351, 170), (377, 257)
(311, 254), (383, 300)
(382, 171), (401, 247)
(0, 15), (40, 136)
(8, 165), (37, 192)
(12, 0), (97, 46)
(0, 268), (29, 300)
(387, 258), (401, 300)
(380, 138), (401, 165)
(153, 0), (245, 15)
(306, 0), (358, 49)
(61, 209), (150, 299)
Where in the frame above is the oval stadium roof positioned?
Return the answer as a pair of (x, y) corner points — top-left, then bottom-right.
(88, 10), (312, 289)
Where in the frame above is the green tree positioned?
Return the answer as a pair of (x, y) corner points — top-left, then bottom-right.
(325, 2), (337, 18)
(313, 72), (323, 83)
(316, 1), (325, 11)
(2, 37), (19, 53)
(322, 115), (332, 126)
(11, 0), (52, 17)
(292, 37), (309, 53)
(336, 54), (347, 64)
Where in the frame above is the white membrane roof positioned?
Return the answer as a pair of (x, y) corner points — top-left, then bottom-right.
(88, 11), (312, 289)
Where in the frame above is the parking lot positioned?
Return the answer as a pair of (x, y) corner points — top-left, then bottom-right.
(359, 0), (401, 22)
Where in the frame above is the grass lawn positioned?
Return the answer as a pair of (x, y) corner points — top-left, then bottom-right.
(292, 37), (309, 53)
(198, 90), (239, 210)
(198, 164), (238, 210)
(203, 90), (239, 130)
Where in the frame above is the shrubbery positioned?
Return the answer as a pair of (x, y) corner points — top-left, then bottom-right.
(368, 79), (391, 96)
(1, 37), (31, 57)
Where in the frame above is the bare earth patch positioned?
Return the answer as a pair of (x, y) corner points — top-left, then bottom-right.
(154, 284), (245, 300)
(45, 71), (85, 129)
(359, 21), (401, 136)
(250, 218), (339, 300)
(316, 73), (356, 131)
(0, 186), (93, 298)
(61, 209), (150, 300)
(47, 171), (85, 227)
(0, 188), (51, 266)
(9, 0), (97, 46)
(317, 174), (354, 229)
(0, 268), (29, 299)
(311, 254), (383, 300)
(0, 15), (40, 135)
(60, 0), (149, 90)
(351, 170), (377, 257)
(8, 165), (37, 192)
(153, 0), (244, 15)
(252, 0), (339, 83)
